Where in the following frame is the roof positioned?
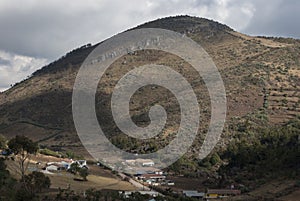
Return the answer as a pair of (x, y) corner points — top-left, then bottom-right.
(133, 167), (163, 175)
(183, 190), (205, 197)
(46, 165), (59, 170)
(122, 191), (159, 196)
(141, 174), (166, 179)
(136, 159), (154, 163)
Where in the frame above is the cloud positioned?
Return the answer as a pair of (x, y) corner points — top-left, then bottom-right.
(0, 0), (298, 60)
(0, 0), (298, 92)
(0, 0), (260, 60)
(0, 50), (48, 91)
(242, 0), (300, 38)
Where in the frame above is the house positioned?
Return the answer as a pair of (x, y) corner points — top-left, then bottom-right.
(75, 160), (88, 169)
(60, 161), (71, 169)
(205, 189), (241, 199)
(120, 191), (159, 198)
(45, 160), (74, 171)
(140, 174), (166, 181)
(67, 160), (88, 170)
(145, 170), (164, 175)
(125, 159), (155, 167)
(183, 190), (205, 199)
(46, 164), (63, 172)
(166, 180), (175, 186)
(125, 159), (136, 166)
(141, 161), (154, 167)
(205, 193), (218, 199)
(132, 168), (163, 177)
(154, 170), (163, 175)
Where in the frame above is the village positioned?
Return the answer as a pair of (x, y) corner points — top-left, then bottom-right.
(1, 148), (241, 200)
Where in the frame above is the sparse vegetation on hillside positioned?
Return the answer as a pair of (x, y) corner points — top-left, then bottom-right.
(216, 116), (300, 191)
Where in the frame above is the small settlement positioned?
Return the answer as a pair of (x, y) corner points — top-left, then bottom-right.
(118, 158), (241, 200)
(123, 158), (174, 187)
(1, 149), (242, 200)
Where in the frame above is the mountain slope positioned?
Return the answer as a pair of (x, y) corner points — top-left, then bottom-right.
(0, 15), (299, 153)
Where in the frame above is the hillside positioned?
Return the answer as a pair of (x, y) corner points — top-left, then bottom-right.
(0, 15), (299, 157)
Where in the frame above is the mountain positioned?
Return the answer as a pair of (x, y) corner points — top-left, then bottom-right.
(0, 15), (299, 156)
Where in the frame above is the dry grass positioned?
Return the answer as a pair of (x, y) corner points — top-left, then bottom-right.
(48, 173), (135, 192)
(4, 154), (136, 193)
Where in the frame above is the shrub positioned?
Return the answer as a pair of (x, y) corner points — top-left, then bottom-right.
(210, 153), (221, 166)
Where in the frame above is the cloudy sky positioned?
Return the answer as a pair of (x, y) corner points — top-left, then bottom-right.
(0, 0), (299, 91)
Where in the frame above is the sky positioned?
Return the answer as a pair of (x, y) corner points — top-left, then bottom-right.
(0, 0), (299, 91)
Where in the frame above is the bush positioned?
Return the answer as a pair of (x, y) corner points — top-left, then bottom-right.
(210, 153), (221, 166)
(198, 157), (212, 168)
(65, 150), (84, 160)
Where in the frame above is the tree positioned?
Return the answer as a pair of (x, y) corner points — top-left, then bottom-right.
(24, 171), (51, 195)
(15, 172), (50, 200)
(69, 162), (80, 174)
(0, 158), (17, 200)
(0, 158), (10, 187)
(8, 135), (38, 180)
(79, 168), (89, 181)
(69, 162), (89, 181)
